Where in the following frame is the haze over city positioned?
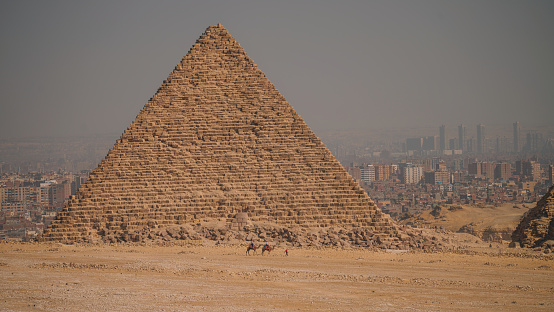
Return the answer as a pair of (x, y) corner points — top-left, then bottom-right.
(1, 0), (553, 140)
(2, 4), (554, 310)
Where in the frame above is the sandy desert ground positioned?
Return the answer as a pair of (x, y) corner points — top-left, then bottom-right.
(1, 240), (553, 312)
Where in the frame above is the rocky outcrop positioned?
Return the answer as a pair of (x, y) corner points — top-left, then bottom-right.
(511, 185), (554, 248)
(40, 24), (405, 246)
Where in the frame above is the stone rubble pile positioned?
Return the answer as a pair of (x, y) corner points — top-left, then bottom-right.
(94, 221), (446, 250)
(40, 24), (407, 247)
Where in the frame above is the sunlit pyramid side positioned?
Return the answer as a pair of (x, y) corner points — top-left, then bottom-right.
(41, 24), (407, 247)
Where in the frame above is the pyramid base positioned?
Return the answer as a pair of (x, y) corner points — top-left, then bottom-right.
(39, 221), (454, 250)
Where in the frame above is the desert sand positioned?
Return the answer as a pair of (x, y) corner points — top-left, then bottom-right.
(1, 240), (553, 312)
(400, 203), (532, 233)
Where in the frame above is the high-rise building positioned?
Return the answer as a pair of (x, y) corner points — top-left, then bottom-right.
(524, 131), (543, 153)
(374, 164), (390, 181)
(458, 124), (466, 152)
(481, 162), (495, 181)
(513, 122), (520, 153)
(449, 138), (457, 150)
(477, 124), (485, 153)
(467, 138), (475, 153)
(400, 164), (423, 184)
(522, 160), (541, 181)
(360, 165), (375, 183)
(422, 136), (438, 151)
(549, 165), (553, 186)
(424, 170), (450, 185)
(49, 181), (70, 209)
(348, 167), (361, 182)
(422, 158), (440, 172)
(452, 171), (465, 183)
(468, 162), (481, 177)
(494, 163), (512, 181)
(0, 187), (5, 203)
(439, 125), (447, 151)
(424, 161), (450, 185)
(436, 161), (447, 172)
(495, 137), (510, 154)
(406, 138), (423, 151)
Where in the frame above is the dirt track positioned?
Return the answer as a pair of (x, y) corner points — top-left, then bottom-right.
(1, 241), (553, 311)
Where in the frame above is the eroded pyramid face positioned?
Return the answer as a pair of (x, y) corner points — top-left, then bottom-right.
(42, 24), (401, 245)
(512, 185), (554, 248)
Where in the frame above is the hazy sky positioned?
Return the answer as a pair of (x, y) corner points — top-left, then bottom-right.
(1, 1), (553, 139)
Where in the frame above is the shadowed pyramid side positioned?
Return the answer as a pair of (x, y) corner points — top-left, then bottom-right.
(41, 24), (407, 247)
(511, 185), (554, 248)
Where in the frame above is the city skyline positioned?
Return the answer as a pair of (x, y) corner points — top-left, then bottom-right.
(1, 1), (553, 139)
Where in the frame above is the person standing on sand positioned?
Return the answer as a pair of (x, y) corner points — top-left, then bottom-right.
(285, 249), (288, 256)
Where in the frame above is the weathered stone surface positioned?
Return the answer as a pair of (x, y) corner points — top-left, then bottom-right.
(511, 185), (554, 248)
(40, 24), (405, 245)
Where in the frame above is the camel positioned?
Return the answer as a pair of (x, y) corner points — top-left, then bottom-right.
(261, 245), (274, 256)
(246, 244), (260, 255)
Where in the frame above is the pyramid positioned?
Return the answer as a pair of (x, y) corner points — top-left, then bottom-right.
(41, 24), (405, 245)
(511, 185), (554, 248)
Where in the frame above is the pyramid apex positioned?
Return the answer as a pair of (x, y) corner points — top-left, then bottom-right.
(209, 23), (227, 30)
(201, 24), (231, 37)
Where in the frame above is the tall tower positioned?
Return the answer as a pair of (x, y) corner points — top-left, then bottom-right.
(458, 124), (466, 152)
(439, 125), (447, 151)
(477, 124), (485, 154)
(513, 122), (520, 153)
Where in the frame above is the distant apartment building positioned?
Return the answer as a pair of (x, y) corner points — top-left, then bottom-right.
(451, 170), (465, 183)
(373, 164), (389, 181)
(467, 161), (494, 180)
(400, 164), (423, 184)
(431, 163), (450, 183)
(37, 184), (51, 206)
(361, 165), (375, 183)
(71, 175), (87, 195)
(348, 167), (361, 182)
(348, 165), (376, 184)
(521, 160), (541, 181)
(549, 165), (554, 186)
(420, 158), (440, 172)
(1, 202), (27, 215)
(481, 162), (495, 181)
(494, 163), (512, 181)
(515, 160), (523, 176)
(389, 164), (398, 176)
(424, 171), (450, 185)
(6, 186), (30, 204)
(452, 159), (464, 171)
(468, 162), (481, 177)
(436, 161), (447, 172)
